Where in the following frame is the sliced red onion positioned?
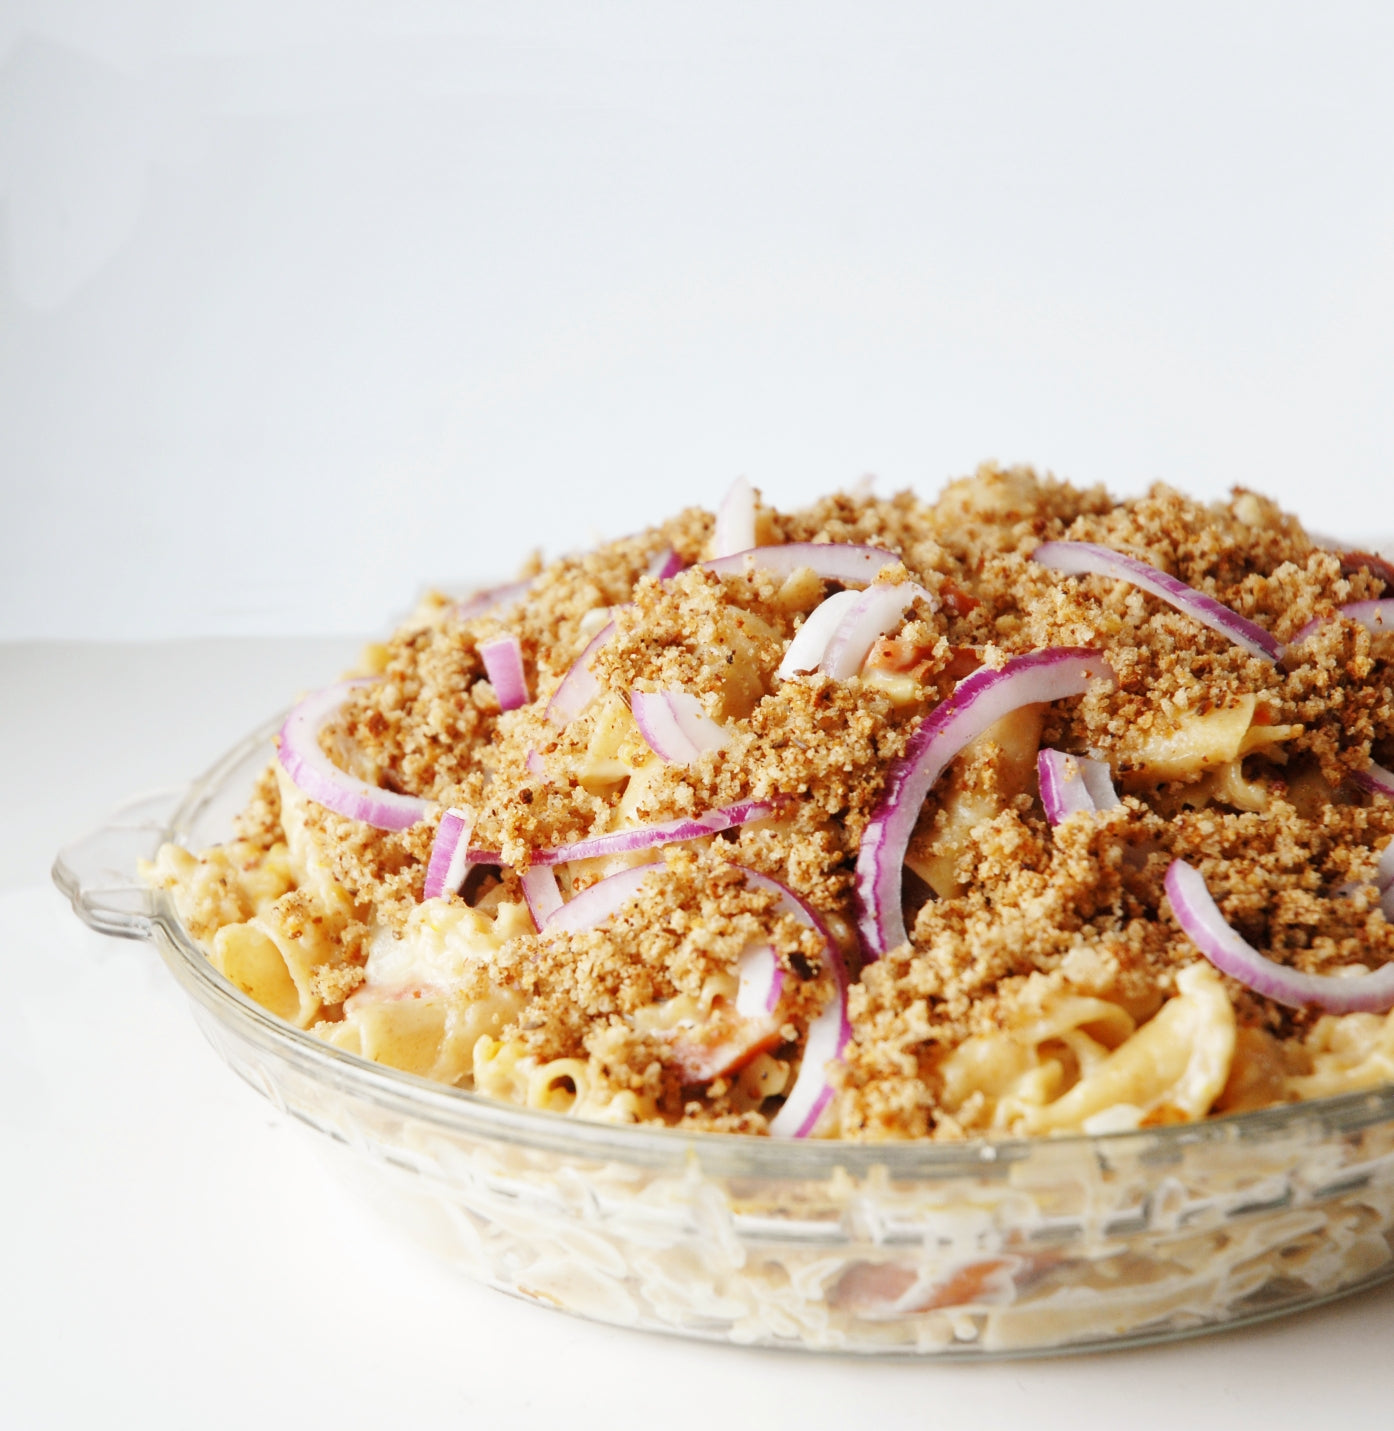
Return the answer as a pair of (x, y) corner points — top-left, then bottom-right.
(776, 590), (862, 679)
(541, 863), (662, 933)
(1166, 859), (1394, 1014)
(734, 941), (783, 1018)
(1032, 541), (1281, 662)
(712, 477), (757, 559)
(1354, 761), (1394, 800)
(529, 798), (780, 866)
(646, 546), (686, 581)
(1037, 747), (1122, 825)
(423, 808), (476, 899)
(631, 688), (729, 764)
(856, 648), (1116, 958)
(544, 621), (616, 727)
(821, 582), (936, 680)
(1379, 838), (1394, 891)
(478, 634), (529, 712)
(1291, 599), (1394, 645)
(524, 748), (546, 778)
(277, 681), (429, 832)
(457, 579), (531, 622)
(742, 868), (851, 1140)
(703, 542), (900, 586)
(520, 865), (564, 928)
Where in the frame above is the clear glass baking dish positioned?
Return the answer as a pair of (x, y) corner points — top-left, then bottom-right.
(54, 713), (1394, 1358)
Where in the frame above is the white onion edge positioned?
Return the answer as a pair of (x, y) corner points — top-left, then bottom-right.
(277, 681), (430, 832)
(855, 648), (1117, 959)
(631, 688), (728, 763)
(544, 621), (617, 727)
(820, 582), (936, 681)
(520, 865), (564, 929)
(422, 808), (476, 900)
(478, 634), (530, 712)
(712, 476), (758, 560)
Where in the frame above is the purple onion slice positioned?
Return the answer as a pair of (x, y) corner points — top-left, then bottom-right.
(703, 542), (900, 586)
(529, 798), (779, 866)
(541, 863), (662, 933)
(544, 621), (616, 727)
(478, 634), (530, 712)
(1353, 761), (1394, 800)
(1032, 540), (1280, 662)
(277, 681), (429, 831)
(631, 688), (729, 764)
(712, 476), (757, 559)
(734, 941), (783, 1018)
(1166, 859), (1394, 1014)
(855, 648), (1116, 958)
(645, 546), (686, 581)
(820, 582), (936, 680)
(743, 867), (851, 1139)
(520, 865), (564, 928)
(776, 590), (862, 679)
(1291, 599), (1394, 645)
(457, 579), (531, 622)
(1037, 747), (1122, 826)
(423, 808), (477, 899)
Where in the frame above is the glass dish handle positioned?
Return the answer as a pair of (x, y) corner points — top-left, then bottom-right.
(52, 788), (186, 940)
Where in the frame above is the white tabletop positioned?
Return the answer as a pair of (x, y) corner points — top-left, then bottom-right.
(5, 637), (1394, 1430)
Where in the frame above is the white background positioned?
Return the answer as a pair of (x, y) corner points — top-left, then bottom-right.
(7, 3), (1394, 1427)
(5, 1), (1394, 640)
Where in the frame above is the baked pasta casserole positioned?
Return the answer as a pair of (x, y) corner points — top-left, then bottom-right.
(145, 465), (1394, 1141)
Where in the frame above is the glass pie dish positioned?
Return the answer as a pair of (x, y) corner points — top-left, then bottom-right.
(55, 714), (1394, 1358)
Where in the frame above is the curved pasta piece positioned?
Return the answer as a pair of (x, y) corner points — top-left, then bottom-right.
(1288, 1009), (1394, 1101)
(938, 993), (1137, 1123)
(1022, 963), (1235, 1134)
(325, 986), (525, 1083)
(210, 889), (351, 1028)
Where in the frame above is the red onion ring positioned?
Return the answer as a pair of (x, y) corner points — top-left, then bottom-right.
(703, 542), (901, 586)
(856, 648), (1116, 958)
(541, 863), (661, 933)
(631, 689), (728, 764)
(456, 797), (781, 871)
(734, 941), (783, 1018)
(544, 621), (616, 726)
(646, 546), (686, 581)
(1165, 859), (1394, 1014)
(529, 799), (780, 866)
(520, 865), (564, 927)
(478, 634), (530, 712)
(820, 582), (936, 680)
(1353, 761), (1394, 800)
(1291, 599), (1394, 645)
(423, 808), (477, 899)
(277, 681), (430, 831)
(712, 477), (758, 559)
(1037, 747), (1121, 825)
(776, 590), (862, 679)
(741, 867), (851, 1139)
(1032, 541), (1281, 662)
(457, 579), (531, 622)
